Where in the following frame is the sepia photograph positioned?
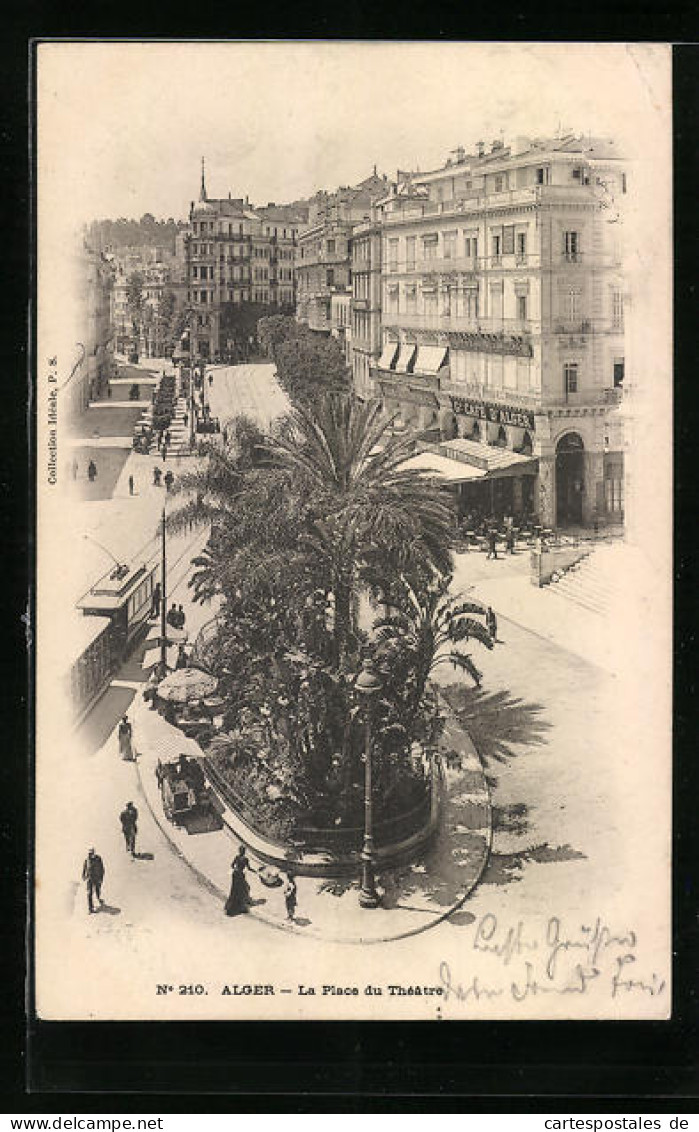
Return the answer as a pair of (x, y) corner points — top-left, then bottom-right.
(34, 40), (672, 1022)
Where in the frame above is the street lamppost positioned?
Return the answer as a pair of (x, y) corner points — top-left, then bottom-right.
(159, 505), (168, 675)
(354, 657), (383, 908)
(184, 305), (196, 448)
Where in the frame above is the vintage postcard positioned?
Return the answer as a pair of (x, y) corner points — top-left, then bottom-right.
(34, 41), (672, 1021)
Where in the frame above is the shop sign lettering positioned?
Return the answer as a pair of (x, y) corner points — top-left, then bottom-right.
(450, 396), (535, 431)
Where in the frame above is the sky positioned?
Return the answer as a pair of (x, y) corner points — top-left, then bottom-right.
(37, 41), (670, 227)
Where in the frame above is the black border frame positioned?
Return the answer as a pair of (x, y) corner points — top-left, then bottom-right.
(7, 33), (698, 1109)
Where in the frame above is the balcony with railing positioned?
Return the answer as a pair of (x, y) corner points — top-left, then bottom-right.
(382, 183), (600, 227)
(383, 253), (540, 275)
(440, 380), (544, 409)
(545, 386), (623, 409)
(383, 312), (537, 335)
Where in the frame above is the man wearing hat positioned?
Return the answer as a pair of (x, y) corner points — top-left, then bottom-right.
(119, 802), (139, 858)
(81, 848), (105, 913)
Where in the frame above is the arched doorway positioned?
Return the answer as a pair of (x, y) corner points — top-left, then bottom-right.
(556, 432), (585, 526)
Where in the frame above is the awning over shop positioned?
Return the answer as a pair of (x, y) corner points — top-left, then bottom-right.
(377, 342), (399, 370)
(435, 438), (539, 478)
(413, 345), (448, 375)
(394, 344), (417, 373)
(400, 452), (487, 483)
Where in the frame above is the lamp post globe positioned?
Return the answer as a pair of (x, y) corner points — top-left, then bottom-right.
(355, 657), (382, 909)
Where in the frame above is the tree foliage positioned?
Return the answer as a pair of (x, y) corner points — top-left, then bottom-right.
(87, 215), (186, 252)
(126, 271), (144, 337)
(171, 393), (484, 834)
(257, 315), (350, 405)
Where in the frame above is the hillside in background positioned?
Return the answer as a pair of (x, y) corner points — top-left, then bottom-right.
(86, 214), (188, 252)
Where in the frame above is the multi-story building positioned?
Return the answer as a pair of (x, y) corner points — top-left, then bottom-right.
(349, 210), (383, 401)
(330, 291), (351, 362)
(296, 171), (389, 335)
(185, 164), (303, 360)
(63, 237), (115, 423)
(371, 135), (627, 529)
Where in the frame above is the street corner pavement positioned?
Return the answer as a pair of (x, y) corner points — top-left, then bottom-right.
(129, 691), (492, 946)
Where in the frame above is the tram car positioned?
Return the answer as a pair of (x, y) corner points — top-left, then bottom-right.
(76, 560), (158, 666)
(156, 754), (211, 825)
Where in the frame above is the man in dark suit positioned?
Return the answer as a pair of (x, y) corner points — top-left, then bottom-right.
(82, 848), (105, 913)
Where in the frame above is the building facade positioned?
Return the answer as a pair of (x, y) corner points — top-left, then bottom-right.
(63, 237), (115, 424)
(296, 172), (389, 335)
(370, 135), (626, 529)
(185, 163), (303, 360)
(349, 213), (383, 400)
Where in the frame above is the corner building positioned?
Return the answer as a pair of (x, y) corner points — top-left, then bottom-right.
(186, 163), (302, 360)
(371, 136), (626, 529)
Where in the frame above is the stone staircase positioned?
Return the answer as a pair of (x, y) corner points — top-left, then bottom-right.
(545, 543), (622, 617)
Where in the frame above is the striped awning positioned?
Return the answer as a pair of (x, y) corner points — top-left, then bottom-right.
(377, 341), (399, 370)
(394, 344), (417, 373)
(413, 346), (448, 374)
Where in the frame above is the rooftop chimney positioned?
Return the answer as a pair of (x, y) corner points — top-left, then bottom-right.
(476, 140), (485, 158)
(512, 135), (532, 156)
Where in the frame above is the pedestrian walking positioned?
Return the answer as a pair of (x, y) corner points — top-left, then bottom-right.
(161, 443), (168, 462)
(222, 426), (228, 445)
(486, 605), (498, 642)
(505, 527), (515, 554)
(143, 666), (160, 708)
(81, 848), (105, 913)
(283, 873), (297, 921)
(87, 459), (98, 483)
(71, 458), (79, 480)
(183, 412), (188, 428)
(166, 602), (178, 628)
(128, 474), (135, 496)
(151, 581), (162, 619)
(119, 802), (138, 857)
(486, 528), (498, 560)
(118, 715), (134, 761)
(175, 644), (188, 671)
(176, 604), (186, 630)
(165, 429), (172, 447)
(164, 470), (174, 493)
(208, 372), (213, 386)
(107, 384), (112, 399)
(224, 846), (253, 916)
(153, 466), (162, 487)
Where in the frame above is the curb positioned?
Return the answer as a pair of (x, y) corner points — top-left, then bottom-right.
(131, 691), (493, 946)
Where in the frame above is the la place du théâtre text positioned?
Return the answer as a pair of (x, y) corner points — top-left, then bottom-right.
(156, 983), (444, 997)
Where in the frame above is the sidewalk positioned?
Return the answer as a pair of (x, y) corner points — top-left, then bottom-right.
(451, 542), (632, 676)
(129, 684), (491, 945)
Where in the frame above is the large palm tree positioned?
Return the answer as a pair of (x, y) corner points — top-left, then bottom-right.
(165, 413), (266, 536)
(373, 574), (493, 728)
(264, 394), (455, 666)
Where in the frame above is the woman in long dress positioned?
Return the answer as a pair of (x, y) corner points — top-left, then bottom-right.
(118, 716), (133, 760)
(224, 846), (252, 916)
